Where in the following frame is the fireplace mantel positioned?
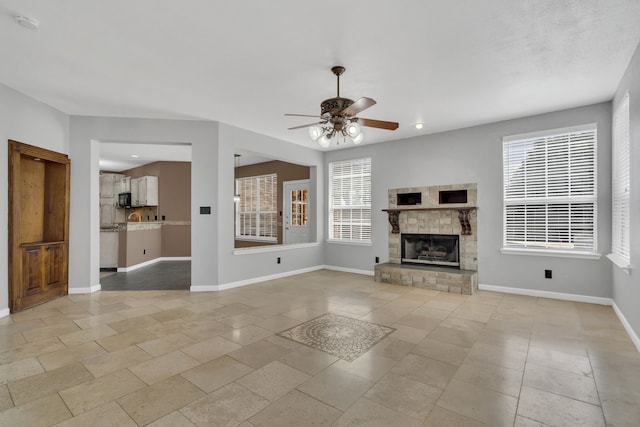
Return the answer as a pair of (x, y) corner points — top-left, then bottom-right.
(382, 207), (478, 235)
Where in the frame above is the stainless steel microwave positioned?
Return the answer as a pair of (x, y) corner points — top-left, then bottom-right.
(118, 192), (131, 208)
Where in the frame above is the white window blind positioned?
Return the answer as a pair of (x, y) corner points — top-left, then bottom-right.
(236, 174), (277, 241)
(329, 157), (372, 242)
(503, 124), (597, 253)
(611, 93), (630, 262)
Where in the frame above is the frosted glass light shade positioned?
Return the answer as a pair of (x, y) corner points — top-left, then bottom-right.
(309, 126), (323, 141)
(318, 135), (331, 148)
(352, 133), (364, 145)
(346, 122), (361, 138)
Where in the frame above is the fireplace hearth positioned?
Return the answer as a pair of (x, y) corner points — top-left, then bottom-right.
(401, 233), (459, 267)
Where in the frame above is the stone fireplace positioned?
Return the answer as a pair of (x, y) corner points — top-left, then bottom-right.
(374, 183), (478, 294)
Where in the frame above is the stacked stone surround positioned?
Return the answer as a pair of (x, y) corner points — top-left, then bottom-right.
(374, 183), (478, 295)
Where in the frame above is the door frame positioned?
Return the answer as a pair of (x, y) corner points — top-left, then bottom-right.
(283, 179), (311, 245)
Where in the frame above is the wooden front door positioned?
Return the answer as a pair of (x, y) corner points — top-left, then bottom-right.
(8, 140), (70, 312)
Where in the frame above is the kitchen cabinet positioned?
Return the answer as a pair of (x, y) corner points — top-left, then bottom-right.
(99, 174), (116, 197)
(115, 176), (130, 195)
(100, 200), (116, 227)
(131, 176), (158, 207)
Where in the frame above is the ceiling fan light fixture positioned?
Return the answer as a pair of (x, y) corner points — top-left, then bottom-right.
(346, 122), (361, 138)
(351, 133), (364, 145)
(318, 135), (331, 148)
(415, 122), (423, 130)
(309, 126), (323, 141)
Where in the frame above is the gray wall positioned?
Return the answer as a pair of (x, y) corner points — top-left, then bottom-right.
(0, 83), (69, 312)
(612, 40), (640, 337)
(325, 103), (613, 298)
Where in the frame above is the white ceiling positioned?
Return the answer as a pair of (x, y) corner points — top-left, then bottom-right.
(1, 1), (640, 152)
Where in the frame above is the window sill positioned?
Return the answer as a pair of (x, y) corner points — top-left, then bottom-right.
(234, 237), (277, 243)
(327, 239), (372, 247)
(500, 247), (601, 260)
(234, 242), (319, 255)
(606, 253), (631, 274)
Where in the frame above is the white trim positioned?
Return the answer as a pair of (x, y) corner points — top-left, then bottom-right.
(0, 308), (10, 319)
(612, 300), (640, 352)
(503, 123), (598, 143)
(326, 239), (372, 247)
(323, 265), (374, 276)
(191, 265), (325, 292)
(234, 237), (278, 243)
(500, 247), (601, 260)
(478, 283), (611, 305)
(117, 257), (191, 272)
(234, 242), (319, 255)
(606, 253), (631, 274)
(69, 284), (102, 294)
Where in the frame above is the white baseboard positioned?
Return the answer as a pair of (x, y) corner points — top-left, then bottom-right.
(478, 283), (612, 306)
(118, 257), (191, 272)
(323, 265), (374, 276)
(0, 308), (10, 319)
(68, 284), (102, 294)
(191, 265), (325, 292)
(611, 300), (640, 352)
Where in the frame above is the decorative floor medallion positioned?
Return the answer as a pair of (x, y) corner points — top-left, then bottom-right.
(277, 313), (395, 361)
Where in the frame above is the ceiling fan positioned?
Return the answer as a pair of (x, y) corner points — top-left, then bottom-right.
(286, 66), (399, 147)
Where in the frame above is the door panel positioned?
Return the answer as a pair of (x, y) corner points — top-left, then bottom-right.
(284, 180), (310, 244)
(21, 246), (43, 295)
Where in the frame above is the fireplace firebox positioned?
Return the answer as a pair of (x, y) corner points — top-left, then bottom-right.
(401, 233), (460, 268)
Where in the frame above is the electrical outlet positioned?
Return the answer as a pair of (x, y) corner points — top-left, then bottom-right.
(375, 256), (379, 264)
(143, 249), (146, 255)
(277, 257), (281, 264)
(545, 269), (552, 279)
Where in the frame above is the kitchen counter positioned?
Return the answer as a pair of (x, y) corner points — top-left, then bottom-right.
(99, 220), (191, 232)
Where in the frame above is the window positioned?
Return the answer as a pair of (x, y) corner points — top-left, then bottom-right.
(235, 174), (277, 241)
(329, 157), (372, 243)
(503, 124), (597, 254)
(610, 93), (631, 267)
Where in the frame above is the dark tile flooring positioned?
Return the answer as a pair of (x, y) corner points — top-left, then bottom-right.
(100, 261), (191, 291)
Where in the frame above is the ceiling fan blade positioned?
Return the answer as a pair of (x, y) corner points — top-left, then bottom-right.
(288, 122), (325, 130)
(341, 97), (376, 117)
(285, 113), (324, 118)
(357, 118), (399, 130)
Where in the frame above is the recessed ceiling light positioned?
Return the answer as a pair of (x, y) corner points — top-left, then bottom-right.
(415, 123), (424, 130)
(131, 154), (139, 158)
(15, 16), (39, 30)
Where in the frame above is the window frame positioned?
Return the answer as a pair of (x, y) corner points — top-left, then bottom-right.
(235, 173), (278, 242)
(328, 157), (372, 244)
(502, 124), (599, 258)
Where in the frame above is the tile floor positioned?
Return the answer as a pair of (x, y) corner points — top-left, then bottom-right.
(0, 270), (639, 426)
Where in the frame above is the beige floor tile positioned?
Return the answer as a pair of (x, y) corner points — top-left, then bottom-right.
(333, 397), (422, 427)
(180, 382), (269, 426)
(466, 341), (528, 371)
(147, 410), (197, 427)
(412, 338), (469, 366)
(0, 336), (66, 364)
(249, 389), (342, 427)
(427, 325), (479, 348)
(108, 315), (160, 333)
(332, 352), (397, 382)
(0, 385), (13, 411)
(517, 385), (605, 426)
(81, 345), (153, 377)
(37, 341), (107, 371)
(524, 362), (599, 404)
(73, 312), (125, 330)
(475, 328), (531, 352)
(181, 355), (253, 393)
(117, 375), (204, 425)
(148, 307), (195, 323)
(181, 319), (234, 341)
(526, 346), (592, 376)
(59, 368), (146, 415)
(395, 313), (441, 332)
(0, 393), (72, 427)
(180, 335), (242, 363)
(258, 315), (304, 332)
(236, 360), (310, 401)
(365, 372), (441, 420)
(21, 322), (81, 342)
(410, 305), (452, 320)
(423, 406), (492, 427)
(392, 353), (457, 389)
(221, 324), (273, 345)
(297, 365), (374, 411)
(437, 379), (518, 427)
(227, 339), (291, 368)
(0, 357), (44, 385)
(59, 325), (117, 347)
(454, 359), (523, 397)
(136, 332), (197, 356)
(214, 302), (254, 317)
(0, 330), (27, 351)
(390, 324), (430, 343)
(279, 346), (338, 374)
(129, 350), (200, 384)
(96, 327), (157, 352)
(219, 312), (263, 328)
(367, 337), (415, 361)
(8, 362), (94, 406)
(513, 415), (550, 426)
(54, 401), (137, 427)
